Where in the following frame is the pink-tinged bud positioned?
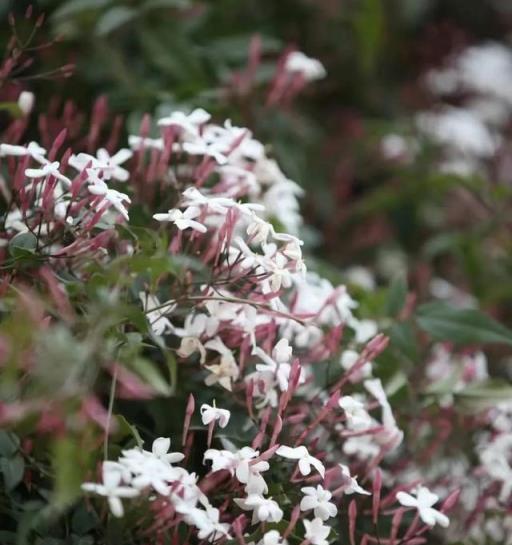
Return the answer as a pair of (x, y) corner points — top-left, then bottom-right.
(245, 380), (254, 420)
(441, 488), (460, 512)
(8, 13), (15, 27)
(270, 415), (283, 447)
(372, 469), (382, 524)
(359, 534), (369, 545)
(110, 363), (157, 399)
(207, 420), (215, 448)
(49, 128), (67, 161)
(39, 266), (74, 322)
(390, 508), (405, 545)
(349, 499), (357, 545)
(232, 516), (248, 545)
(81, 396), (117, 432)
(283, 504), (301, 539)
(35, 13), (45, 28)
(182, 394), (195, 446)
(25, 5), (33, 18)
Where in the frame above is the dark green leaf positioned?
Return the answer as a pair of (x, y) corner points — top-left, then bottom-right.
(1, 455), (25, 491)
(8, 232), (37, 259)
(416, 302), (512, 346)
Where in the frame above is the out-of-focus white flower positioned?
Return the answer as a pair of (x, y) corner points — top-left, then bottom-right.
(339, 464), (371, 495)
(0, 141), (46, 161)
(339, 396), (372, 430)
(153, 206), (207, 233)
(380, 134), (409, 161)
(350, 318), (378, 344)
(200, 403), (230, 428)
(70, 148), (132, 182)
(396, 486), (450, 527)
(81, 462), (139, 517)
(17, 91), (34, 115)
(416, 107), (497, 158)
(139, 293), (175, 336)
(340, 350), (372, 382)
(257, 530), (287, 545)
(128, 135), (164, 151)
(285, 51), (326, 81)
(25, 161), (72, 187)
(204, 337), (240, 391)
(276, 445), (325, 478)
(235, 493), (283, 524)
(158, 108), (211, 139)
(87, 170), (131, 220)
(303, 518), (331, 545)
(182, 501), (231, 542)
(300, 485), (337, 520)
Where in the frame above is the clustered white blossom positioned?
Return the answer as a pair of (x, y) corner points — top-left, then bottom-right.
(1, 78), (451, 541)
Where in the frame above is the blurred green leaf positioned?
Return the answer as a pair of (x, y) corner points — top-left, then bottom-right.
(8, 232), (37, 259)
(52, 438), (84, 508)
(53, 0), (112, 19)
(385, 275), (407, 316)
(95, 6), (137, 36)
(1, 455), (25, 491)
(416, 302), (512, 346)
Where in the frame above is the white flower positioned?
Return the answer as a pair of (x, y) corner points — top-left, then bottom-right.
(158, 108), (211, 138)
(340, 350), (372, 382)
(25, 161), (72, 186)
(139, 293), (175, 336)
(70, 148), (132, 182)
(204, 337), (240, 391)
(203, 447), (268, 494)
(285, 51), (326, 81)
(396, 486), (450, 528)
(235, 493), (283, 524)
(200, 403), (230, 428)
(128, 135), (164, 151)
(338, 464), (371, 495)
(257, 530), (287, 545)
(303, 518), (331, 545)
(350, 319), (378, 344)
(87, 170), (131, 220)
(81, 462), (139, 517)
(96, 148), (132, 181)
(0, 141), (46, 161)
(300, 485), (337, 520)
(338, 396), (372, 430)
(149, 437), (185, 464)
(184, 503), (231, 542)
(153, 207), (207, 233)
(276, 445), (325, 478)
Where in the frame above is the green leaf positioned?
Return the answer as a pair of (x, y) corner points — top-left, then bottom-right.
(71, 504), (100, 535)
(95, 7), (138, 36)
(389, 322), (418, 361)
(0, 431), (20, 457)
(416, 302), (512, 346)
(8, 232), (37, 259)
(53, 0), (111, 18)
(1, 455), (24, 491)
(455, 379), (512, 411)
(385, 275), (407, 316)
(52, 438), (84, 508)
(129, 357), (172, 396)
(116, 415), (144, 448)
(53, 0), (112, 19)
